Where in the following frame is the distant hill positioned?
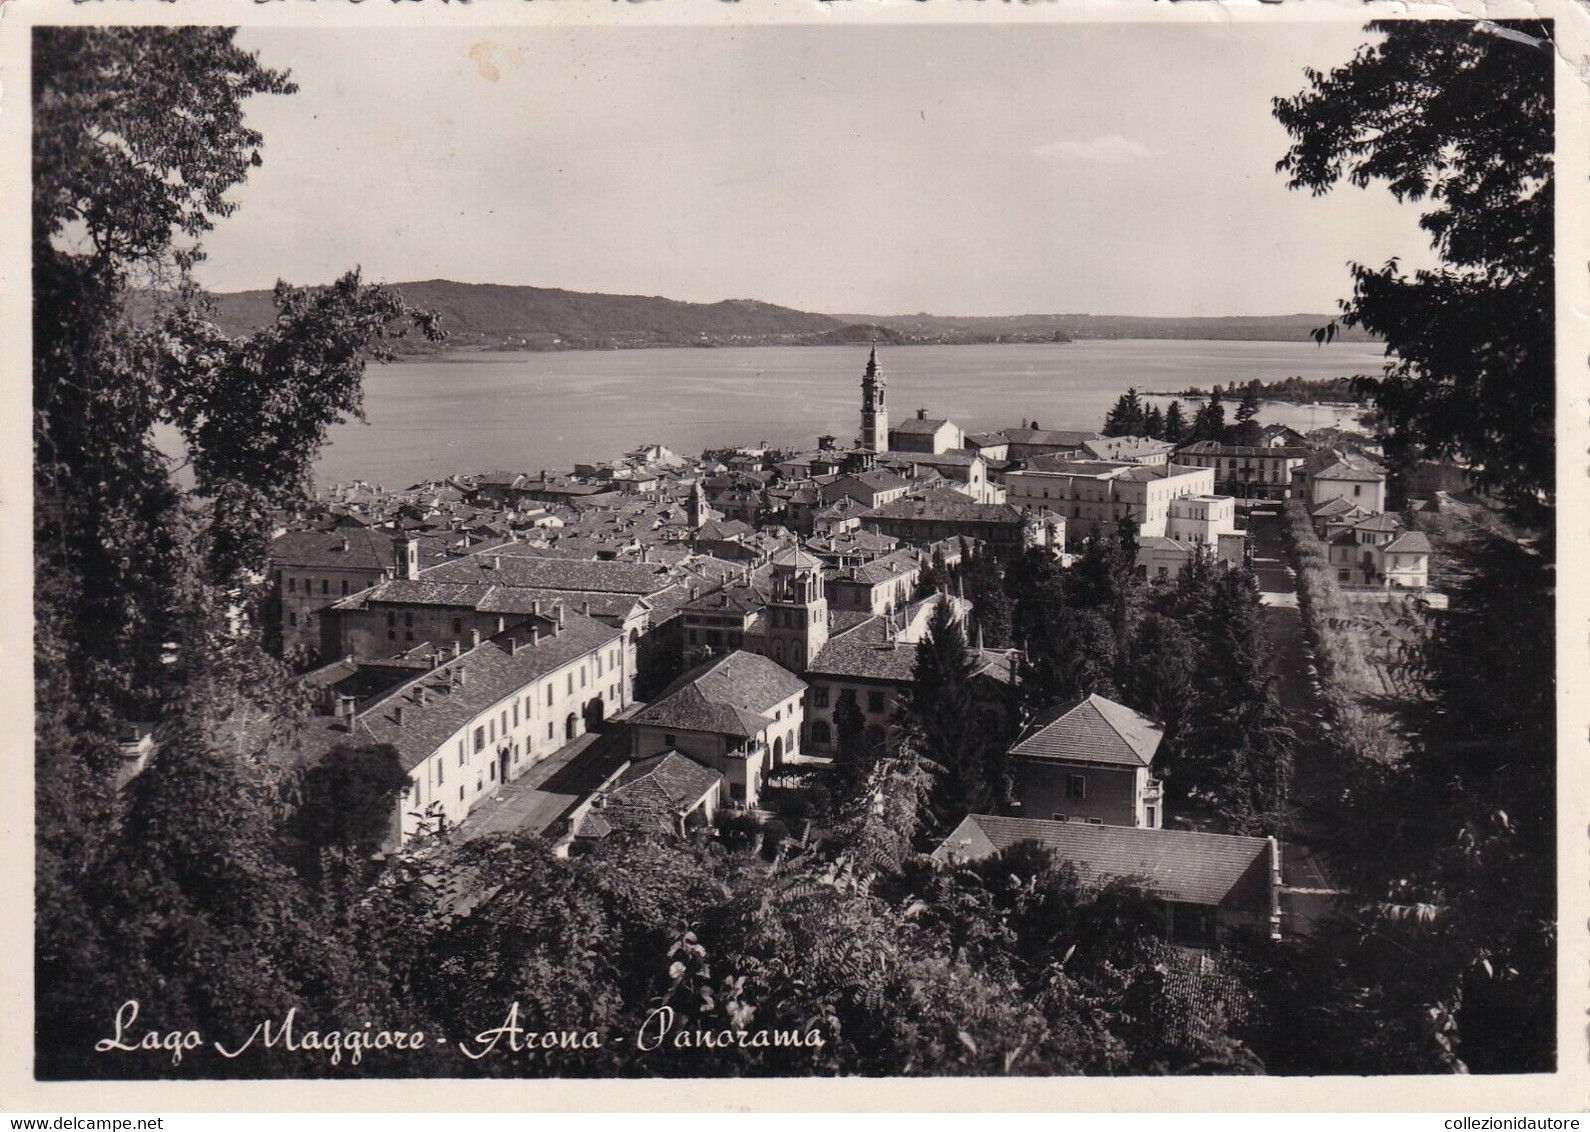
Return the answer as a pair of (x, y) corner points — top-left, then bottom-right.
(200, 280), (846, 351)
(190, 279), (1377, 351)
(831, 311), (1379, 344)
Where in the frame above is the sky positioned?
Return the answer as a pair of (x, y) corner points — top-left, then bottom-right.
(195, 23), (1437, 319)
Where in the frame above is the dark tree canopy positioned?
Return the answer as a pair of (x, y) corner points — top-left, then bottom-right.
(1274, 20), (1553, 524)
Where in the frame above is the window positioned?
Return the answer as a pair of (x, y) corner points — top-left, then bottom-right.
(387, 611), (397, 626)
(489, 719), (495, 741)
(547, 722), (554, 740)
(1051, 813), (1069, 822)
(341, 580), (349, 595)
(490, 763), (496, 781)
(1338, 569), (1350, 583)
(501, 710), (508, 732)
(547, 685), (554, 706)
(458, 740), (464, 764)
(474, 727), (486, 753)
(1066, 774), (1086, 800)
(288, 577), (297, 593)
(1353, 485), (1362, 497)
(460, 786), (465, 802)
(404, 611), (414, 627)
(665, 734), (677, 747)
(388, 630), (397, 641)
(513, 702), (519, 726)
(810, 721), (831, 745)
(567, 674), (574, 695)
(811, 686), (830, 708)
(322, 579), (330, 595)
(289, 612), (298, 627)
(452, 618), (462, 634)
(867, 690), (886, 714)
(580, 667), (586, 688)
(437, 759), (443, 785)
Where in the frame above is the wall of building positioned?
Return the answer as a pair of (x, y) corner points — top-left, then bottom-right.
(392, 636), (629, 845)
(276, 565), (388, 657)
(1311, 477), (1387, 514)
(1012, 760), (1149, 827)
(803, 677), (900, 755)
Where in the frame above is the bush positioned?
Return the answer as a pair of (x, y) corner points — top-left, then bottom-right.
(760, 818), (790, 860)
(775, 793), (813, 828)
(714, 809), (761, 852)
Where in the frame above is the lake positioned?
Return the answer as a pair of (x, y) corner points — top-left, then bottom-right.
(306, 339), (1389, 490)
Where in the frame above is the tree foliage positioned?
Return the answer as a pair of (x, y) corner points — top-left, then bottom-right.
(1274, 20), (1553, 525)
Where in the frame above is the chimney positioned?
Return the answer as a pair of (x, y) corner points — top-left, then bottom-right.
(394, 705), (405, 726)
(532, 599), (542, 617)
(917, 408), (928, 420)
(416, 686), (428, 706)
(337, 694), (357, 721)
(492, 556), (501, 570)
(457, 667), (468, 686)
(508, 637), (519, 655)
(531, 625), (541, 645)
(452, 640), (463, 658)
(581, 600), (590, 617)
(470, 628), (481, 648)
(556, 604), (565, 628)
(339, 536), (350, 552)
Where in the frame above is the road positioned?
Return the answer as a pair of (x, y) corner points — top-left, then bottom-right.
(461, 724), (633, 841)
(1247, 508), (1350, 935)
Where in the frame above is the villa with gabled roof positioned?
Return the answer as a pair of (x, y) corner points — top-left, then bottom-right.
(1006, 693), (1166, 829)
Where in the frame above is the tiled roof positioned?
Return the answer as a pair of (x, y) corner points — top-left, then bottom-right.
(1309, 497), (1362, 518)
(1138, 535), (1191, 554)
(827, 608), (876, 636)
(350, 613), (622, 772)
(867, 498), (1026, 524)
(1304, 449), (1386, 482)
(1352, 513), (1402, 533)
(1314, 461), (1386, 483)
(882, 450), (980, 469)
(680, 583), (767, 617)
(934, 815), (1273, 907)
(1009, 693), (1164, 768)
(271, 528), (396, 572)
(1384, 530), (1433, 553)
(1083, 437), (1176, 460)
(1177, 440), (1309, 458)
(808, 616), (924, 684)
(1000, 428), (1099, 448)
(839, 548), (921, 586)
(771, 547), (824, 570)
(610, 751), (721, 808)
(473, 470), (527, 488)
(423, 552), (673, 594)
(632, 650), (806, 737)
(965, 431), (1009, 447)
(1021, 456), (1132, 477)
(891, 417), (952, 434)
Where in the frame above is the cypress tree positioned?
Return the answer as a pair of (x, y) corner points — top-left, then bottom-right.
(1163, 400), (1186, 443)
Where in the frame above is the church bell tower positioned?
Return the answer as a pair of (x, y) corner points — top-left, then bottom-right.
(766, 548), (828, 673)
(860, 346), (889, 453)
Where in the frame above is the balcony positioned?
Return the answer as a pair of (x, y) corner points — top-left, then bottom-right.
(1144, 778), (1164, 801)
